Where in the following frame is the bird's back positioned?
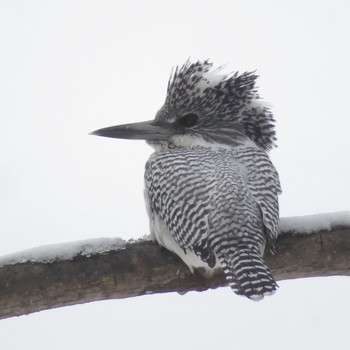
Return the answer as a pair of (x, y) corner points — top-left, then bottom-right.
(145, 142), (280, 300)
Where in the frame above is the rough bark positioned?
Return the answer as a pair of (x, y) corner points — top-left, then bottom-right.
(0, 227), (350, 320)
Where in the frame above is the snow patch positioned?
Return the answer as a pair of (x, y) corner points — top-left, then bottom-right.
(279, 211), (350, 234)
(0, 237), (126, 267)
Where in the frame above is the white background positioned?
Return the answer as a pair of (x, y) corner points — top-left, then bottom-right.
(1, 1), (350, 349)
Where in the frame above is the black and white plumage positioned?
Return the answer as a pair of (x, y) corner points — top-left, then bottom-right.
(92, 60), (281, 301)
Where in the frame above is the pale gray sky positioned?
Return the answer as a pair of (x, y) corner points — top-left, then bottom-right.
(1, 1), (350, 349)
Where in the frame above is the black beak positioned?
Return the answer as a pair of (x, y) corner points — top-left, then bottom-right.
(90, 120), (174, 141)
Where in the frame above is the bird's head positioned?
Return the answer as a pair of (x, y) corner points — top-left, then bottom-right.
(91, 60), (276, 152)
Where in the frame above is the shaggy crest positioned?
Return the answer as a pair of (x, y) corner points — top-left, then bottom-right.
(157, 60), (276, 151)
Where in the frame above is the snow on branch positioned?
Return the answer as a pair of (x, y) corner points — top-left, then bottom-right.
(0, 212), (350, 320)
(0, 237), (127, 267)
(279, 211), (350, 234)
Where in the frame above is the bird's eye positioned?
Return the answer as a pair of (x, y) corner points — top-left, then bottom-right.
(177, 113), (199, 128)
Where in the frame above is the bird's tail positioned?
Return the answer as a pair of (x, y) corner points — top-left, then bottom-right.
(220, 244), (277, 301)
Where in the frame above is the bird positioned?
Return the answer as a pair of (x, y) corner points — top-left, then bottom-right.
(91, 60), (281, 301)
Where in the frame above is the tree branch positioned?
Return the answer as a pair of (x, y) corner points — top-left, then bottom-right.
(1, 223), (350, 320)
